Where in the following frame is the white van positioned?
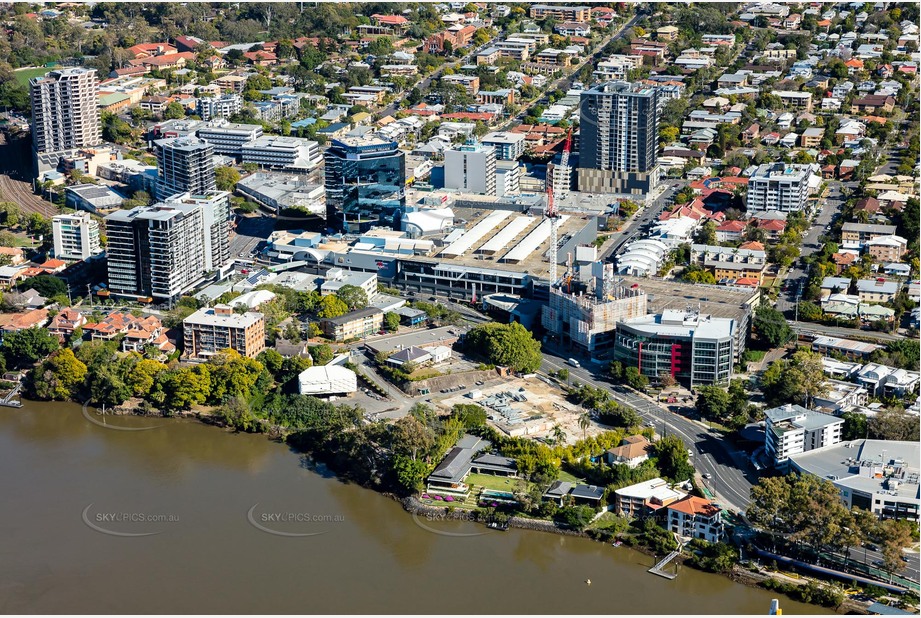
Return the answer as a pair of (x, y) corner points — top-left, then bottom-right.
(567, 358), (580, 368)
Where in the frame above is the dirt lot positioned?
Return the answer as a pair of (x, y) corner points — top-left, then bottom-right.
(437, 377), (609, 445)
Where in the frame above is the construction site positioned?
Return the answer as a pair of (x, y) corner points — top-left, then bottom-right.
(541, 262), (649, 355)
(437, 377), (603, 445)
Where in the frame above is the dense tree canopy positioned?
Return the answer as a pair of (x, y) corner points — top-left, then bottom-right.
(464, 322), (542, 373)
(3, 327), (59, 368)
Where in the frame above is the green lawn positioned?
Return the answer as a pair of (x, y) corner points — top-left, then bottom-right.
(14, 66), (57, 87)
(587, 511), (629, 533)
(556, 469), (584, 484)
(743, 350), (767, 362)
(465, 473), (521, 493)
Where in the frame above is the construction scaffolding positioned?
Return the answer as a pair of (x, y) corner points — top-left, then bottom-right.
(542, 264), (648, 354)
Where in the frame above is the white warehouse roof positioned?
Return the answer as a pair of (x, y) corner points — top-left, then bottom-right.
(298, 365), (358, 396)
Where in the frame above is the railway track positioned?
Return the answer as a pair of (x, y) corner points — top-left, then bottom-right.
(0, 130), (59, 218)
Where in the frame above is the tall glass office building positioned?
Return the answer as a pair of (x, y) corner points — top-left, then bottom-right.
(324, 136), (406, 233)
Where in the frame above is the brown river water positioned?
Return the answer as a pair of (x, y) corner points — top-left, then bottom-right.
(0, 401), (830, 614)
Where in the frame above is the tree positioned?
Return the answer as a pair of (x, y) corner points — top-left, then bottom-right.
(336, 284), (368, 311)
(128, 358), (168, 398)
(2, 327), (59, 368)
(383, 312), (400, 332)
(578, 411), (590, 441)
(392, 454), (429, 493)
(760, 350), (829, 409)
(308, 344), (333, 366)
(163, 100), (185, 119)
(868, 409), (920, 441)
(87, 360), (133, 406)
(391, 415), (436, 462)
(29, 348), (87, 400)
(207, 349), (264, 404)
(18, 275), (66, 299)
(151, 365), (211, 411)
(693, 220), (717, 245)
(754, 305), (793, 347)
(624, 366), (649, 391)
(214, 166), (241, 191)
(653, 435), (695, 482)
(316, 294), (348, 319)
(257, 348), (284, 377)
(451, 403), (487, 428)
(464, 322), (542, 373)
(878, 519), (914, 581)
(696, 385), (731, 422)
(841, 411), (868, 441)
(551, 424), (567, 446)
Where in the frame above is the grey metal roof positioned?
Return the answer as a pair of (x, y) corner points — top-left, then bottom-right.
(543, 480), (573, 498)
(471, 453), (517, 472)
(429, 447), (472, 484)
(323, 306), (383, 326)
(571, 484), (605, 500)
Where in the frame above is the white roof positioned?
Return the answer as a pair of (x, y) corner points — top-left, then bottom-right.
(402, 207), (454, 234)
(297, 365), (358, 395)
(231, 290), (276, 309)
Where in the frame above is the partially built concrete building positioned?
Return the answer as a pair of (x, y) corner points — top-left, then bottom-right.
(541, 262), (647, 355)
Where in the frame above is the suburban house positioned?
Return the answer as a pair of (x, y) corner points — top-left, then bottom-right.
(426, 435), (517, 497)
(47, 308), (87, 341)
(83, 311), (175, 354)
(855, 278), (900, 303)
(604, 435), (651, 468)
(850, 95), (895, 114)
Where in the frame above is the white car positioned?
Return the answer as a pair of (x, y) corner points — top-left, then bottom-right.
(702, 473), (712, 480)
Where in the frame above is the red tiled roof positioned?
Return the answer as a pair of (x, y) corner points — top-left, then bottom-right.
(757, 219), (786, 231)
(371, 13), (409, 25)
(832, 252), (857, 266)
(668, 495), (721, 517)
(0, 308), (49, 331)
(739, 241), (765, 251)
(440, 112), (493, 121)
(717, 220), (747, 232)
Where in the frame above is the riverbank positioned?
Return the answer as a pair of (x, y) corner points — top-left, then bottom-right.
(398, 494), (868, 614)
(77, 399), (874, 613)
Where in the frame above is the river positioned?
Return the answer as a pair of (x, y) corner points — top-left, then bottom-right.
(0, 402), (830, 614)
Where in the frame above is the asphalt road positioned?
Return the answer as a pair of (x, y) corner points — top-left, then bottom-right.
(826, 545), (921, 585)
(540, 350), (756, 514)
(602, 179), (683, 262)
(776, 179), (855, 315)
(230, 214), (276, 259)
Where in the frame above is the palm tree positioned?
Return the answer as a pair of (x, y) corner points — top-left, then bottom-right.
(578, 412), (590, 441)
(551, 424), (566, 447)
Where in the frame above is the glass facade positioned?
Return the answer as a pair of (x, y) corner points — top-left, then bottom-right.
(324, 138), (406, 233)
(613, 323), (734, 387)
